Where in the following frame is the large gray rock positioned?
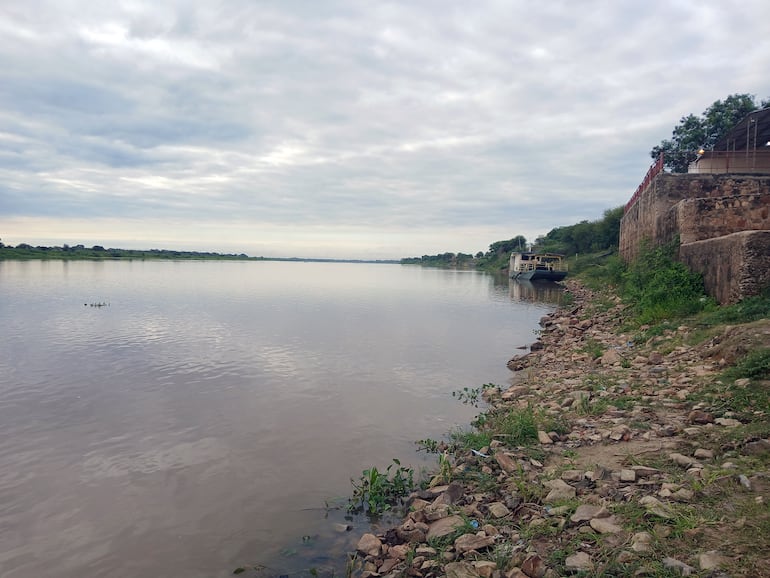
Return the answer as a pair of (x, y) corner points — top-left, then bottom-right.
(426, 515), (465, 540)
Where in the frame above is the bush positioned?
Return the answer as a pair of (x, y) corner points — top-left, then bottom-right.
(621, 240), (711, 323)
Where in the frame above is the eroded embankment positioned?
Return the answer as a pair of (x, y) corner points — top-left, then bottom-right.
(350, 280), (770, 577)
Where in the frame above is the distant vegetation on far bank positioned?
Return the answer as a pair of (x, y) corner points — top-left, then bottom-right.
(0, 243), (255, 261)
(400, 206), (624, 273)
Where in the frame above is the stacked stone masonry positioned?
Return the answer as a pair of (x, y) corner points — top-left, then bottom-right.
(620, 173), (770, 303)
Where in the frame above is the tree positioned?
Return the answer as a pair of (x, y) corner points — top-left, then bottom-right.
(651, 93), (767, 173)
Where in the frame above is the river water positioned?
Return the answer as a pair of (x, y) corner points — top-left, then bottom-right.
(0, 260), (562, 577)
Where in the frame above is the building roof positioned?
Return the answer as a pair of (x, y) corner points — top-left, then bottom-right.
(713, 107), (770, 152)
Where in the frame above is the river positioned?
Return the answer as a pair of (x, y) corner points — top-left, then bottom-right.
(0, 259), (562, 577)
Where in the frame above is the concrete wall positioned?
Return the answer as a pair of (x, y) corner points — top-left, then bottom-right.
(620, 173), (770, 303)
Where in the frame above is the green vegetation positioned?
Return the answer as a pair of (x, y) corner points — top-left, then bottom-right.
(651, 93), (770, 173)
(0, 243), (255, 261)
(348, 459), (415, 516)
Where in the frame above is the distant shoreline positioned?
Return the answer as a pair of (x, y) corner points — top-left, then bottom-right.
(0, 245), (399, 264)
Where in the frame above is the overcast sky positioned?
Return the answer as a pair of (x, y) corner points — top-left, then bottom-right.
(1, 1), (769, 259)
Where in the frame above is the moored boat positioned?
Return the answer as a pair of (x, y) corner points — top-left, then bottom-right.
(509, 252), (568, 281)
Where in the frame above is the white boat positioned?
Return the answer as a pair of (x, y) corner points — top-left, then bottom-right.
(509, 252), (568, 281)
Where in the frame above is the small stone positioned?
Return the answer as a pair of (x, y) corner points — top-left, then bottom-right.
(487, 502), (511, 518)
(454, 533), (496, 554)
(521, 554), (546, 578)
(570, 504), (604, 523)
(738, 474), (752, 490)
(616, 550), (635, 563)
(334, 523), (352, 532)
(561, 469), (583, 482)
(473, 561), (498, 578)
(538, 430), (554, 444)
(715, 417), (742, 427)
(620, 469), (636, 482)
(495, 452), (519, 474)
(631, 532), (653, 552)
(734, 378), (750, 387)
(356, 533), (382, 557)
(698, 551), (728, 570)
(631, 465), (660, 478)
(379, 558), (400, 574)
(590, 516), (623, 534)
(543, 479), (576, 502)
(687, 410), (714, 424)
(662, 557), (695, 576)
(693, 448), (714, 460)
(445, 561), (482, 578)
(672, 488), (694, 502)
(426, 515), (465, 540)
(669, 453), (697, 468)
(564, 551), (593, 572)
(639, 496), (674, 519)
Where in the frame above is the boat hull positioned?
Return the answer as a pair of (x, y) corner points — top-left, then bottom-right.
(514, 269), (568, 282)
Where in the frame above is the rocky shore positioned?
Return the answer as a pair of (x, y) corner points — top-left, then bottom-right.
(349, 280), (770, 577)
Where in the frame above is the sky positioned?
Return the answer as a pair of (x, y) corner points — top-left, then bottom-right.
(1, 1), (769, 259)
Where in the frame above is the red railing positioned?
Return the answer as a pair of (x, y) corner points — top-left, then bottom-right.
(625, 153), (664, 213)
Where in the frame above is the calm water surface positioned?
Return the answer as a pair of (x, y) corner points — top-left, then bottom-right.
(0, 260), (562, 577)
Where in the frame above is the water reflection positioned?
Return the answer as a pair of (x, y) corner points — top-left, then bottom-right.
(509, 278), (567, 304)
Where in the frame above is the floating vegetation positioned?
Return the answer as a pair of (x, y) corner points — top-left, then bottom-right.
(84, 302), (110, 307)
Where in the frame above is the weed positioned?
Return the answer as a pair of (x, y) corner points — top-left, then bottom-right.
(415, 437), (441, 453)
(348, 459), (415, 516)
(580, 337), (605, 359)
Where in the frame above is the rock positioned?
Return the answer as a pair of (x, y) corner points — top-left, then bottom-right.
(620, 469), (636, 482)
(505, 569), (529, 578)
(687, 410), (714, 424)
(639, 496), (675, 519)
(424, 504), (451, 521)
(487, 502), (511, 518)
(426, 515), (465, 540)
(334, 523), (352, 532)
(445, 561), (482, 578)
(356, 533), (382, 557)
(590, 516), (623, 534)
(662, 557), (695, 575)
(537, 430), (554, 444)
(669, 453), (698, 468)
(473, 561), (498, 578)
(734, 378), (751, 387)
(543, 479), (576, 502)
(521, 554), (547, 578)
(454, 533), (496, 554)
(648, 352), (663, 364)
(631, 532), (653, 552)
(389, 543), (409, 559)
(671, 488), (694, 502)
(600, 349), (622, 365)
(738, 474), (752, 490)
(561, 469), (583, 482)
(693, 448), (714, 460)
(715, 417), (742, 427)
(379, 558), (400, 574)
(698, 551), (728, 570)
(631, 465), (660, 478)
(495, 452), (519, 474)
(570, 504), (604, 523)
(564, 551), (593, 572)
(742, 439), (770, 456)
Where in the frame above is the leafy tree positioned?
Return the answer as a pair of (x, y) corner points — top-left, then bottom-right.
(651, 93), (768, 173)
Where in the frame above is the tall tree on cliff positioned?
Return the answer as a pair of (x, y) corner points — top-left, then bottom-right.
(651, 93), (770, 173)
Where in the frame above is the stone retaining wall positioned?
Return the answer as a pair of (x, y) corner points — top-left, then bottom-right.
(620, 173), (770, 303)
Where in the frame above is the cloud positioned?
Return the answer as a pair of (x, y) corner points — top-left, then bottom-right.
(1, 0), (770, 258)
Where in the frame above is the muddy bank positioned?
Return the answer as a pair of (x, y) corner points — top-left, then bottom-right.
(349, 279), (770, 577)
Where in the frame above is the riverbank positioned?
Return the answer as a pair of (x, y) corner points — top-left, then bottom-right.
(350, 279), (770, 577)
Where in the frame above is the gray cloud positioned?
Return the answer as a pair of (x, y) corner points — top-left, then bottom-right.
(1, 0), (769, 257)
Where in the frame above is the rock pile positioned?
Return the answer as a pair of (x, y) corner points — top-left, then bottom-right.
(348, 280), (770, 577)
